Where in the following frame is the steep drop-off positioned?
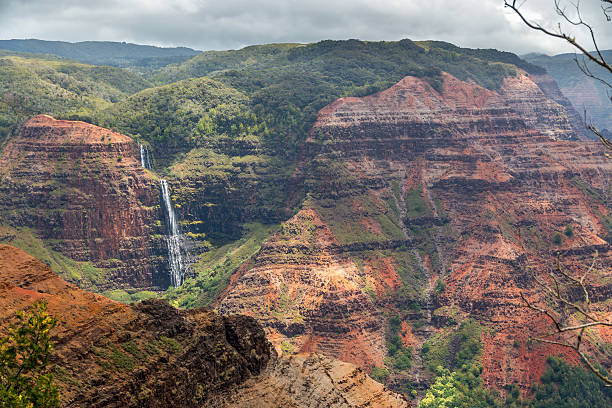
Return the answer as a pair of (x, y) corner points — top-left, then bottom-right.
(0, 115), (166, 289)
(524, 51), (612, 133)
(218, 71), (612, 392)
(0, 244), (271, 407)
(0, 244), (408, 407)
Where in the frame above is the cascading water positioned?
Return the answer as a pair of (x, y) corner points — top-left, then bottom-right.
(160, 179), (184, 287)
(140, 144), (146, 168)
(139, 144), (152, 169)
(138, 143), (183, 286)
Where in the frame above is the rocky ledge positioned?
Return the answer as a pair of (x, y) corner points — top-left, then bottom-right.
(0, 244), (270, 407)
(0, 244), (409, 407)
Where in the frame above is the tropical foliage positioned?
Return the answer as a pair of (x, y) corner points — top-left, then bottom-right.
(0, 301), (59, 408)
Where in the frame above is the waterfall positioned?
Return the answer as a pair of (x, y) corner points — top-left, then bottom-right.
(139, 143), (152, 169)
(139, 144), (146, 168)
(160, 179), (184, 287)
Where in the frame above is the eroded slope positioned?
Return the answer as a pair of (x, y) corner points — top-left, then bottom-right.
(218, 71), (612, 393)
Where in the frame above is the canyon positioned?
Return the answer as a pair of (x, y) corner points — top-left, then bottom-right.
(217, 71), (612, 391)
(1, 41), (611, 404)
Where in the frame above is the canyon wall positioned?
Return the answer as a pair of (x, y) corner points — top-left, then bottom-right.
(0, 244), (407, 408)
(217, 72), (612, 391)
(0, 115), (167, 289)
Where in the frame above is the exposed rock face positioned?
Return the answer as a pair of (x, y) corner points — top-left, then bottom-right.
(0, 244), (408, 408)
(220, 353), (409, 408)
(0, 244), (271, 407)
(217, 208), (386, 369)
(528, 73), (590, 140)
(219, 72), (612, 392)
(0, 115), (166, 289)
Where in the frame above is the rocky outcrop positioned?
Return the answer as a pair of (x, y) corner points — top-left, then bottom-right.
(220, 353), (409, 408)
(0, 115), (166, 289)
(528, 73), (590, 140)
(0, 244), (409, 408)
(0, 244), (271, 407)
(217, 209), (386, 369)
(218, 71), (612, 393)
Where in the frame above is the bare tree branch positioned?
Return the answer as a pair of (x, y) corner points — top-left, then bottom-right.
(505, 0), (612, 152)
(504, 0), (612, 74)
(521, 254), (612, 386)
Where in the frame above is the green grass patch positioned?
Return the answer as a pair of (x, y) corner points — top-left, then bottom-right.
(421, 319), (484, 375)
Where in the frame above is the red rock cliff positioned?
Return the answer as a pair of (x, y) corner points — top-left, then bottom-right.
(0, 115), (166, 289)
(218, 72), (612, 392)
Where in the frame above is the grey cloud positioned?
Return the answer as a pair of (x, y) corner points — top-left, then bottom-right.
(0, 0), (611, 55)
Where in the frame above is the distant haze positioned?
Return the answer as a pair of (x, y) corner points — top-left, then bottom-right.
(1, 0), (611, 55)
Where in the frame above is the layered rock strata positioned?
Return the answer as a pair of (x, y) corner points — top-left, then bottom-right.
(0, 244), (409, 408)
(220, 353), (409, 408)
(219, 71), (612, 392)
(0, 244), (271, 407)
(217, 209), (386, 369)
(0, 115), (166, 289)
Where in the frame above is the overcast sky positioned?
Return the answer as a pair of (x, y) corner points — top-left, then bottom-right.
(1, 0), (611, 55)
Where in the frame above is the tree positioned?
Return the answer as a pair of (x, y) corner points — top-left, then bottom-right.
(505, 0), (612, 386)
(504, 0), (612, 145)
(521, 254), (611, 385)
(0, 301), (59, 407)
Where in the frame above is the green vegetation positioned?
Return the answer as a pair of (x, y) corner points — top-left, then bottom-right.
(531, 356), (612, 408)
(417, 325), (611, 407)
(96, 77), (262, 149)
(164, 223), (277, 308)
(385, 314), (413, 371)
(404, 187), (431, 219)
(417, 321), (508, 407)
(418, 364), (502, 408)
(0, 301), (59, 408)
(391, 248), (428, 303)
(417, 354), (612, 408)
(148, 39), (535, 158)
(370, 365), (390, 383)
(0, 39), (199, 68)
(421, 320), (484, 375)
(280, 341), (296, 356)
(0, 53), (150, 144)
(102, 289), (158, 304)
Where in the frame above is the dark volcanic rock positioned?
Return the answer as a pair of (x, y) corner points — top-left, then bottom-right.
(0, 244), (272, 407)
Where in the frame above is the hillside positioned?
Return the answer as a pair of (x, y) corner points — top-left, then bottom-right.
(0, 52), (151, 144)
(0, 244), (408, 407)
(0, 39), (199, 68)
(152, 39), (552, 156)
(211, 71), (612, 396)
(524, 51), (612, 133)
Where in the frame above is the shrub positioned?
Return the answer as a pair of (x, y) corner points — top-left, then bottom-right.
(0, 301), (59, 407)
